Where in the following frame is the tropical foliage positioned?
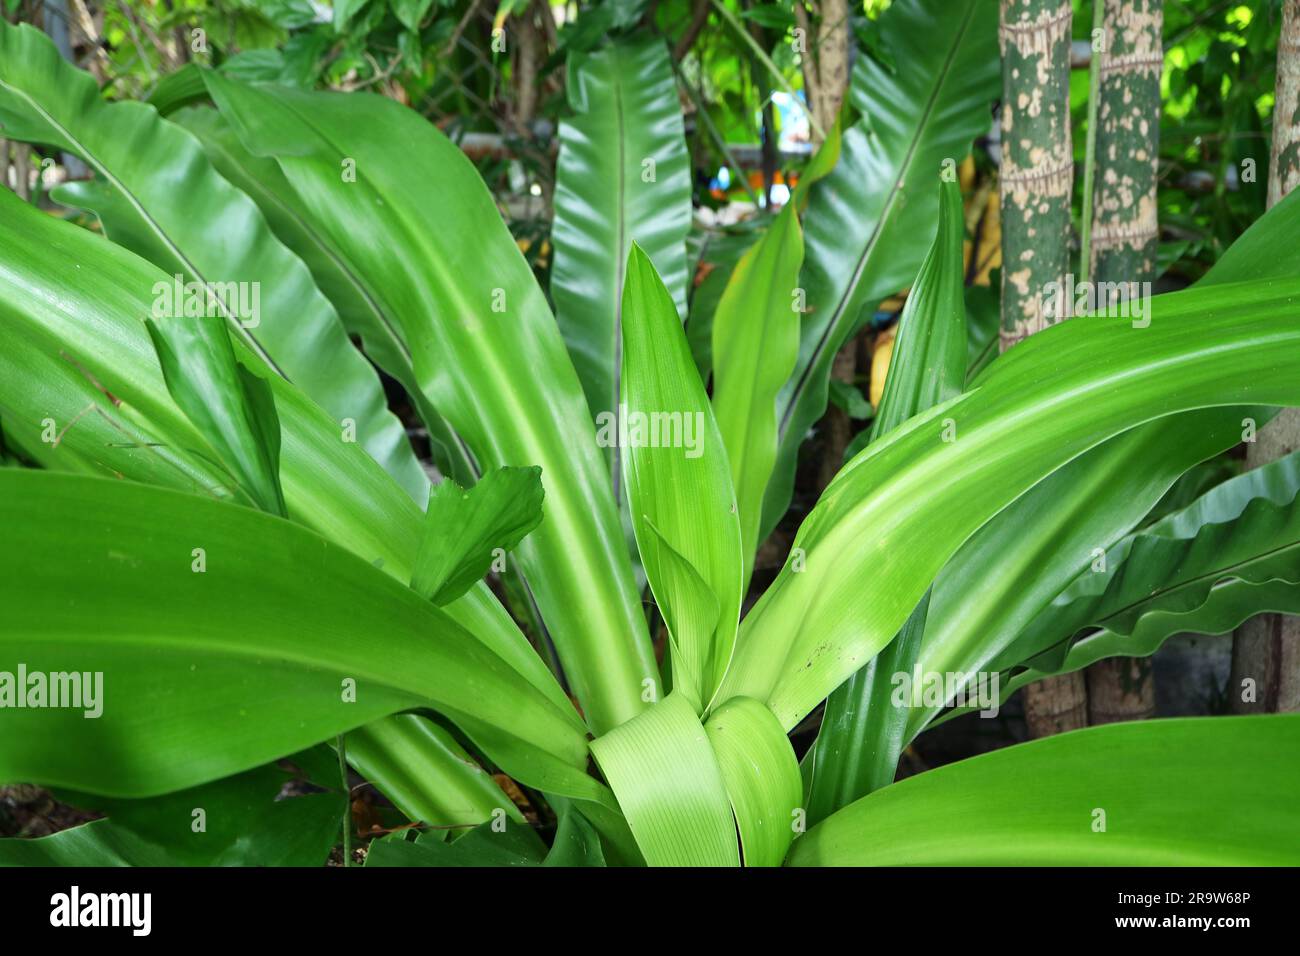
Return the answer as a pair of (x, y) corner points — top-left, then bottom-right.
(0, 0), (1297, 867)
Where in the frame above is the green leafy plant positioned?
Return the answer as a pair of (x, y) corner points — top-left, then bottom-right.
(0, 3), (1298, 868)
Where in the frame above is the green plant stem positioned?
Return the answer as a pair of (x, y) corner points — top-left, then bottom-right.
(1078, 0), (1107, 285)
(709, 0), (826, 142)
(337, 734), (351, 867)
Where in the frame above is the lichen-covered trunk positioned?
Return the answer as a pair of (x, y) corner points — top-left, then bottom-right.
(1089, 0), (1162, 286)
(998, 0), (1073, 349)
(1269, 0), (1300, 207)
(1083, 0), (1162, 724)
(998, 0), (1087, 736)
(1230, 0), (1300, 717)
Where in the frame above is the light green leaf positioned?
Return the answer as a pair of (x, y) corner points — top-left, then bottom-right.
(803, 179), (966, 822)
(621, 245), (742, 705)
(411, 467), (545, 606)
(711, 202), (803, 586)
(0, 470), (589, 798)
(203, 72), (656, 735)
(989, 451), (1300, 700)
(0, 81), (542, 844)
(171, 103), (473, 482)
(788, 716), (1300, 865)
(145, 311), (286, 516)
(703, 697), (801, 867)
(764, 0), (1000, 539)
(589, 693), (740, 867)
(0, 20), (426, 501)
(721, 274), (1300, 730)
(906, 179), (1300, 739)
(343, 714), (519, 828)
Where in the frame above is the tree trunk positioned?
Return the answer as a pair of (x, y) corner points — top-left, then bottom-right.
(1269, 0), (1300, 208)
(1083, 0), (1162, 724)
(1089, 0), (1162, 284)
(811, 0), (849, 141)
(998, 0), (1086, 736)
(1229, 0), (1300, 716)
(997, 0), (1074, 349)
(1088, 657), (1156, 723)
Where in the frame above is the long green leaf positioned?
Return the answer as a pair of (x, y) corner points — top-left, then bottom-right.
(170, 103), (473, 481)
(711, 202), (803, 586)
(703, 697), (801, 867)
(0, 470), (589, 797)
(202, 73), (656, 734)
(909, 409), (1261, 739)
(551, 32), (693, 437)
(763, 0), (1000, 537)
(0, 191), (569, 826)
(0, 20), (426, 500)
(621, 245), (742, 706)
(990, 451), (1300, 699)
(589, 693), (740, 867)
(904, 180), (1300, 737)
(343, 714), (520, 829)
(721, 275), (1300, 729)
(803, 179), (967, 821)
(787, 715), (1300, 865)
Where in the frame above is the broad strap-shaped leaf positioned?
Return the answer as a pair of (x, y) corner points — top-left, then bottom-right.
(685, 225), (764, 380)
(589, 693), (740, 867)
(985, 450), (1300, 699)
(720, 275), (1300, 730)
(170, 103), (475, 483)
(0, 186), (568, 717)
(803, 179), (967, 822)
(411, 467), (545, 606)
(909, 409), (1262, 740)
(702, 697), (801, 867)
(1002, 582), (1300, 703)
(710, 202), (803, 586)
(787, 716), (1300, 865)
(863, 181), (968, 442)
(0, 470), (589, 797)
(551, 32), (693, 444)
(621, 245), (743, 706)
(203, 73), (656, 735)
(146, 310), (286, 516)
(905, 176), (1300, 739)
(0, 20), (426, 500)
(0, 187), (564, 831)
(762, 0), (1000, 538)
